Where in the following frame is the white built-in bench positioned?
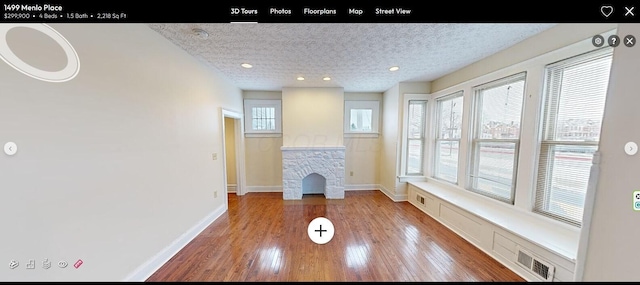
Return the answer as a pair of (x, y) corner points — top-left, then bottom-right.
(407, 180), (580, 282)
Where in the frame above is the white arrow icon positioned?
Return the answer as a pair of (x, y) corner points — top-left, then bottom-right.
(625, 142), (638, 156)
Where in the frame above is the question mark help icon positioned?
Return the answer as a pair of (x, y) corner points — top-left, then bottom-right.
(608, 35), (621, 47)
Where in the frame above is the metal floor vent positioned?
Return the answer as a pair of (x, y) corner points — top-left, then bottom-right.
(516, 247), (555, 281)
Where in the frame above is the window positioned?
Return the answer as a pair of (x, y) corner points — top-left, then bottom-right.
(535, 48), (613, 226)
(469, 73), (526, 203)
(434, 92), (463, 183)
(344, 100), (380, 136)
(406, 100), (427, 175)
(244, 99), (282, 136)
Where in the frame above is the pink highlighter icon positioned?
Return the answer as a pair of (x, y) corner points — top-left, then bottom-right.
(73, 259), (83, 269)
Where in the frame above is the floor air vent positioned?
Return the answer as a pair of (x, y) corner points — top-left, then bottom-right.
(515, 247), (555, 281)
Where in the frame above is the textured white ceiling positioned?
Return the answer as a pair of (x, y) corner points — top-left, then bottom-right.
(148, 23), (555, 92)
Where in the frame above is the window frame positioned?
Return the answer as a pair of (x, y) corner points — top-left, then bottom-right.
(534, 47), (613, 227)
(467, 72), (527, 204)
(433, 91), (464, 184)
(344, 100), (380, 138)
(243, 99), (282, 137)
(406, 100), (427, 176)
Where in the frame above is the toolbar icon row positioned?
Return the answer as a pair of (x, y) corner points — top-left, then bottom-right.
(8, 259), (80, 269)
(592, 34), (635, 48)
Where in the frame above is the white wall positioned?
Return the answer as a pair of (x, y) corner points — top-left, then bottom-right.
(282, 87), (344, 147)
(582, 23), (640, 281)
(344, 92), (382, 187)
(244, 136), (283, 188)
(242, 91), (283, 188)
(380, 84), (400, 196)
(244, 91), (381, 189)
(0, 24), (243, 281)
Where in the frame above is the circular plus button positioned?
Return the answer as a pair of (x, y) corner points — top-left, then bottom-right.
(307, 217), (335, 245)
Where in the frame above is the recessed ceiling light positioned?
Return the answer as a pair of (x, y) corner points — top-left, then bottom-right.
(297, 76), (305, 81)
(323, 77), (331, 81)
(241, 63), (253, 68)
(389, 66), (400, 71)
(192, 28), (209, 39)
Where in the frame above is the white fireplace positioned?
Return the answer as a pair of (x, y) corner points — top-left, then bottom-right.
(281, 146), (345, 200)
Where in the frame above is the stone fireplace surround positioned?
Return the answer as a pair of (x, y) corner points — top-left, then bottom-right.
(281, 146), (346, 200)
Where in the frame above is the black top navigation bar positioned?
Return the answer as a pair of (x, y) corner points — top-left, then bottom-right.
(1, 1), (638, 23)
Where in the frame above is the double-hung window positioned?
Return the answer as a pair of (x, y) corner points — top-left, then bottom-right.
(469, 73), (526, 203)
(433, 92), (464, 183)
(535, 48), (613, 226)
(406, 100), (427, 175)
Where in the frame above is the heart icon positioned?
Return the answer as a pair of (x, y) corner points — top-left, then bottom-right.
(601, 5), (614, 18)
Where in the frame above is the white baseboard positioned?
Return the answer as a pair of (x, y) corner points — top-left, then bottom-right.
(123, 204), (227, 281)
(246, 185), (283, 192)
(344, 184), (379, 191)
(227, 184), (237, 193)
(378, 184), (408, 202)
(245, 184), (409, 202)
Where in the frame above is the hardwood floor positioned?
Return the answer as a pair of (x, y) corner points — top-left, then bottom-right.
(147, 191), (524, 282)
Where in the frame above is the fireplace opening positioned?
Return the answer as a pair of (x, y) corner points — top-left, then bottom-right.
(302, 173), (326, 195)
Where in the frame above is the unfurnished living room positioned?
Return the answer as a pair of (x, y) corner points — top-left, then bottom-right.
(1, 22), (639, 282)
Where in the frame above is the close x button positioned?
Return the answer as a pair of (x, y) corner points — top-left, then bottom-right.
(625, 6), (635, 17)
(624, 35), (636, 47)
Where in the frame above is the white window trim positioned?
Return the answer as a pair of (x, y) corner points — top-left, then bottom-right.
(344, 100), (380, 137)
(243, 99), (282, 137)
(399, 94), (429, 178)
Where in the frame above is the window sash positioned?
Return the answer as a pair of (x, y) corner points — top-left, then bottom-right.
(468, 72), (525, 204)
(535, 48), (612, 227)
(350, 108), (373, 132)
(406, 138), (424, 175)
(434, 138), (460, 183)
(406, 100), (427, 176)
(433, 92), (463, 183)
(469, 139), (519, 204)
(251, 107), (276, 130)
(534, 141), (598, 226)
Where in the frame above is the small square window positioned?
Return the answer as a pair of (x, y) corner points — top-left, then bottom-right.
(344, 101), (379, 137)
(244, 99), (282, 137)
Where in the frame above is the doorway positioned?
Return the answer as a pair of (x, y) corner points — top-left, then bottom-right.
(221, 108), (246, 208)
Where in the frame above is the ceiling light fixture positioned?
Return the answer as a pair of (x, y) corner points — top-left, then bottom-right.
(323, 76), (331, 81)
(241, 63), (252, 68)
(389, 66), (400, 71)
(297, 76), (305, 81)
(192, 28), (209, 39)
